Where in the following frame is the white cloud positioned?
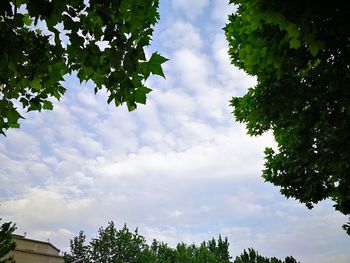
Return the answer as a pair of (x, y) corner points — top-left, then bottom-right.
(159, 21), (203, 51)
(172, 48), (211, 94)
(76, 89), (99, 108)
(29, 163), (53, 178)
(211, 1), (237, 24)
(171, 0), (210, 19)
(211, 32), (257, 95)
(3, 130), (40, 159)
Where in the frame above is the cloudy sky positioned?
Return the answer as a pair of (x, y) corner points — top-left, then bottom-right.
(1, 1), (349, 262)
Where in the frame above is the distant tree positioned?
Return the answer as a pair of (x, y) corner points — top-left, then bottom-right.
(225, 0), (350, 233)
(89, 222), (153, 262)
(233, 248), (299, 263)
(64, 222), (153, 263)
(207, 235), (231, 262)
(0, 0), (167, 135)
(0, 218), (16, 263)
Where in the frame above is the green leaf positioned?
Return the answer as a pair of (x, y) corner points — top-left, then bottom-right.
(124, 49), (138, 73)
(140, 62), (151, 79)
(308, 41), (324, 56)
(289, 38), (301, 49)
(43, 101), (54, 110)
(30, 79), (42, 91)
(107, 94), (114, 104)
(134, 86), (152, 104)
(127, 102), (137, 111)
(23, 14), (32, 26)
(114, 98), (121, 107)
(147, 52), (168, 78)
(7, 110), (23, 124)
(286, 23), (299, 38)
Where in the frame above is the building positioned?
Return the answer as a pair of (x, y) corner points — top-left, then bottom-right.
(8, 234), (64, 263)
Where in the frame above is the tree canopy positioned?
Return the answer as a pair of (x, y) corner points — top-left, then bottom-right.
(225, 0), (350, 233)
(0, 218), (16, 263)
(64, 222), (299, 263)
(0, 0), (167, 135)
(233, 248), (299, 263)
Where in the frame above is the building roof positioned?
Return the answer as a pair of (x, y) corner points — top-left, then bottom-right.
(13, 234), (61, 253)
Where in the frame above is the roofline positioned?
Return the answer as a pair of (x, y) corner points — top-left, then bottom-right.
(12, 234), (61, 252)
(12, 248), (64, 259)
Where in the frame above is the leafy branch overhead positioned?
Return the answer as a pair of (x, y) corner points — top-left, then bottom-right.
(225, 0), (350, 234)
(0, 0), (167, 135)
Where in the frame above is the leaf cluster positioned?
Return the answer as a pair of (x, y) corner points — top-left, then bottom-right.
(225, 0), (350, 234)
(0, 0), (167, 134)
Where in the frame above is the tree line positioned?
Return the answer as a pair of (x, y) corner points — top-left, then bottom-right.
(63, 222), (298, 263)
(1, 220), (299, 263)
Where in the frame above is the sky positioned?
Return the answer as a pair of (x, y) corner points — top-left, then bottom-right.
(1, 1), (350, 262)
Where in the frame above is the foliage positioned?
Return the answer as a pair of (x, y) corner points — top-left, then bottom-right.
(0, 0), (167, 135)
(64, 222), (233, 263)
(65, 223), (301, 263)
(233, 248), (299, 263)
(151, 235), (231, 263)
(0, 218), (16, 263)
(343, 221), (350, 236)
(225, 0), (350, 233)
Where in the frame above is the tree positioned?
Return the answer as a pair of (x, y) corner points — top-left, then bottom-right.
(90, 222), (153, 262)
(224, 0), (350, 233)
(207, 235), (231, 262)
(0, 0), (167, 135)
(233, 248), (299, 263)
(64, 222), (154, 263)
(0, 218), (16, 263)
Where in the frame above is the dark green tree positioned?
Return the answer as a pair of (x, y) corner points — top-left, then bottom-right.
(225, 0), (350, 233)
(233, 248), (299, 263)
(0, 0), (167, 135)
(0, 218), (16, 263)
